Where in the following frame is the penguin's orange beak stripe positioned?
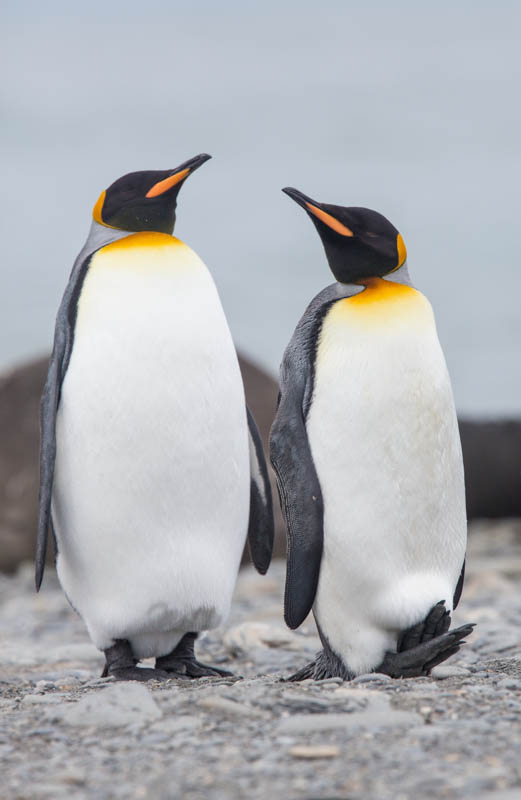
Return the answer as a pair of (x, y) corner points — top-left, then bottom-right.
(305, 203), (354, 237)
(146, 168), (191, 198)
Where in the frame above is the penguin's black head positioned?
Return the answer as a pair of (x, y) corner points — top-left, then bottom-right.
(282, 187), (407, 283)
(92, 153), (212, 234)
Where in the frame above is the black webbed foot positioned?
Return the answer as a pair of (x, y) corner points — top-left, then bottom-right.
(102, 638), (170, 681)
(288, 604), (475, 682)
(155, 632), (233, 678)
(396, 600), (451, 651)
(378, 601), (475, 678)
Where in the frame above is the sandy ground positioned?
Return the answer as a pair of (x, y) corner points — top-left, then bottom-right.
(1, 519), (521, 800)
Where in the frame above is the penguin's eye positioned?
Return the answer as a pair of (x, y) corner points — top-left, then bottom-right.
(366, 232), (379, 239)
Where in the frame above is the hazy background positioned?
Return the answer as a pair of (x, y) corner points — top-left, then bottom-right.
(2, 0), (520, 415)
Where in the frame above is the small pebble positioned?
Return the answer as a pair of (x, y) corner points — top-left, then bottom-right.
(198, 696), (262, 718)
(21, 694), (62, 705)
(496, 678), (521, 690)
(289, 745), (340, 759)
(431, 666), (471, 679)
(352, 673), (392, 683)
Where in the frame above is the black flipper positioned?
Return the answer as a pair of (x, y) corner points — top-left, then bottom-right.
(155, 632), (233, 678)
(246, 407), (274, 575)
(36, 336), (66, 590)
(270, 283), (362, 630)
(36, 223), (130, 591)
(36, 250), (96, 590)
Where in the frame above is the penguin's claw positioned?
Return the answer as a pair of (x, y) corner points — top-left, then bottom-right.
(102, 638), (174, 681)
(378, 623), (475, 678)
(397, 600), (451, 652)
(155, 632), (233, 679)
(157, 659), (233, 679)
(287, 601), (475, 682)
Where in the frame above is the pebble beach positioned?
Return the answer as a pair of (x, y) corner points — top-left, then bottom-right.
(1, 519), (520, 799)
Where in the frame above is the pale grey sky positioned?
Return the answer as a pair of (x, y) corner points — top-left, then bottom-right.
(2, 1), (521, 413)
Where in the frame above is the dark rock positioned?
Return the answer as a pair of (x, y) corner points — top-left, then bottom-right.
(459, 419), (521, 519)
(0, 356), (47, 572)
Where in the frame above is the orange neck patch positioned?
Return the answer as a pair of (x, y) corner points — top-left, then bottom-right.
(334, 277), (429, 328)
(396, 233), (407, 267)
(100, 231), (181, 253)
(92, 190), (108, 225)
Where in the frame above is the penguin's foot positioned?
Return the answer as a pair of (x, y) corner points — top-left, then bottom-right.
(155, 632), (233, 678)
(288, 603), (475, 682)
(102, 639), (170, 681)
(377, 601), (475, 679)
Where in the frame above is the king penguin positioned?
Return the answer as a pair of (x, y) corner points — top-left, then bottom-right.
(270, 187), (474, 680)
(36, 154), (274, 681)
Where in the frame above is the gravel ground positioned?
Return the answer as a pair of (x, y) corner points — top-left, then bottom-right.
(1, 519), (521, 800)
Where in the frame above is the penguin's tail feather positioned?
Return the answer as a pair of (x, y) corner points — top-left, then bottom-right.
(287, 647), (354, 682)
(286, 660), (317, 682)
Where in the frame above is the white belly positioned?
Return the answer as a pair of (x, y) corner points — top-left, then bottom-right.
(307, 280), (467, 674)
(52, 233), (250, 658)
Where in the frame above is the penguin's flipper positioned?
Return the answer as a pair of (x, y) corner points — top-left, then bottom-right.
(270, 380), (324, 630)
(36, 324), (68, 591)
(246, 407), (274, 575)
(270, 284), (362, 630)
(453, 559), (466, 611)
(36, 249), (96, 591)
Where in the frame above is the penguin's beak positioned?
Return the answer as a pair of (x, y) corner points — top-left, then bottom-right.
(146, 154), (212, 199)
(282, 186), (318, 210)
(175, 152), (213, 174)
(282, 187), (354, 237)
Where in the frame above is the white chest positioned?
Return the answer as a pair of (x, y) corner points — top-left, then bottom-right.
(307, 279), (466, 588)
(52, 233), (250, 655)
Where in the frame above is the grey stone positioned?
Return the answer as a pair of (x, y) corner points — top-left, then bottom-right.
(352, 673), (393, 683)
(496, 677), (521, 690)
(277, 708), (423, 733)
(149, 716), (203, 734)
(2, 519), (521, 800)
(332, 688), (391, 710)
(55, 682), (162, 727)
(223, 622), (318, 655)
(198, 695), (263, 718)
(431, 665), (471, 679)
(21, 693), (63, 705)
